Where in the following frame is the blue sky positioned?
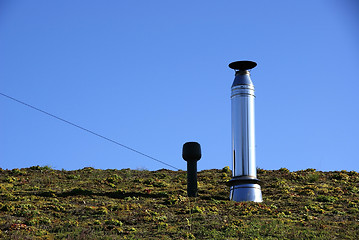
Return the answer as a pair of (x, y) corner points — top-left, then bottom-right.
(1, 1), (358, 172)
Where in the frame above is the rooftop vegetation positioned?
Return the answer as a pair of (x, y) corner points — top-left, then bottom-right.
(0, 166), (358, 239)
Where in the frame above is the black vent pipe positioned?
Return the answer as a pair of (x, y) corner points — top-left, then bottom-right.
(182, 142), (201, 197)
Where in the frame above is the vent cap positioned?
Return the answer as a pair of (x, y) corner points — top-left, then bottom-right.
(229, 61), (257, 71)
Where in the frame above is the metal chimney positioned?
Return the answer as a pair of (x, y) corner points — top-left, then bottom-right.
(227, 60), (263, 202)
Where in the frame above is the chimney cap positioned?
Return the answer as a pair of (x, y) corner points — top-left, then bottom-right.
(229, 61), (257, 71)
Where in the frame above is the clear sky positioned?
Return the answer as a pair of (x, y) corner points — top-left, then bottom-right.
(1, 1), (358, 172)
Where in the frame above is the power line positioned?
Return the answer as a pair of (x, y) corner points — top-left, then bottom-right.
(0, 92), (180, 171)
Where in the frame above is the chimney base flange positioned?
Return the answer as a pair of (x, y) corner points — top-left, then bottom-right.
(226, 176), (261, 186)
(229, 182), (263, 202)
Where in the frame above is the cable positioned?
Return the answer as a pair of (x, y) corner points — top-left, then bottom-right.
(0, 92), (180, 171)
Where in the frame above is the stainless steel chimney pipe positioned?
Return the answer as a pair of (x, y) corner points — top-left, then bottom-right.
(227, 61), (262, 202)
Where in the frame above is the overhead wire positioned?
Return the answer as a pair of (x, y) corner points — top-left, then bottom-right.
(0, 92), (180, 171)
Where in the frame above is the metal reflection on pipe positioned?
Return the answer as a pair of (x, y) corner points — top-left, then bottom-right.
(227, 61), (262, 202)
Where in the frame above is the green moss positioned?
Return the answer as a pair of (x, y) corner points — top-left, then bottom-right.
(316, 195), (338, 203)
(105, 219), (123, 226)
(0, 167), (357, 239)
